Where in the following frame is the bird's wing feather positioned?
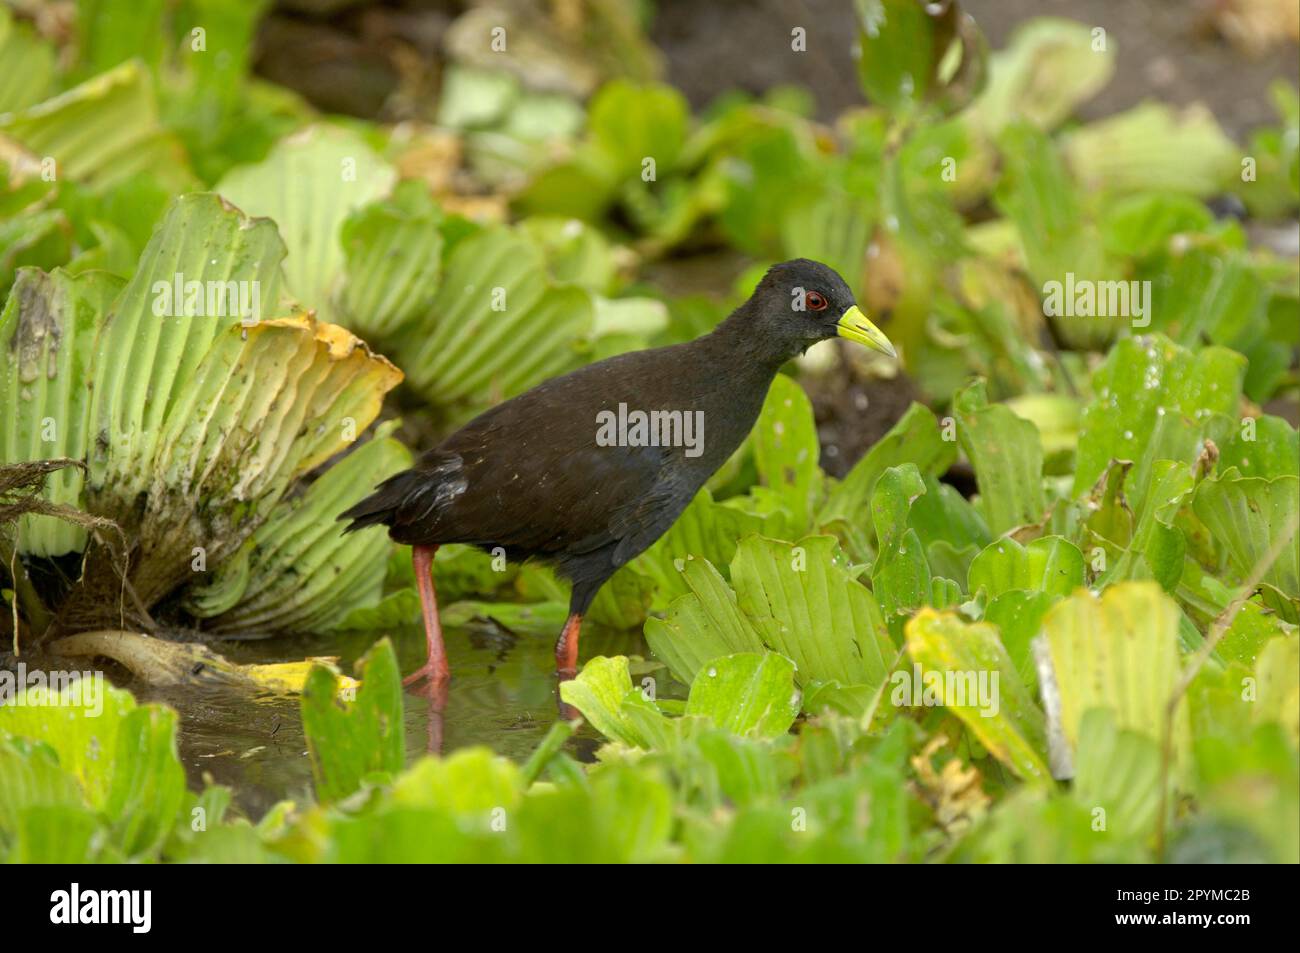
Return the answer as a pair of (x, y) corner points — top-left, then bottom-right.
(437, 387), (676, 555)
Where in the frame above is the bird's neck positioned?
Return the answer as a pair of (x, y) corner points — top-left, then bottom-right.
(671, 307), (789, 463)
(706, 302), (794, 373)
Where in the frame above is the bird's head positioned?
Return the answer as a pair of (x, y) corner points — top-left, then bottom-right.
(737, 259), (896, 363)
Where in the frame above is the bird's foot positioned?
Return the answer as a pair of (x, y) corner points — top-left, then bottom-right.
(403, 660), (450, 687)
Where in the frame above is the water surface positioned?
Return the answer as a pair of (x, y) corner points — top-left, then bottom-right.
(132, 623), (658, 819)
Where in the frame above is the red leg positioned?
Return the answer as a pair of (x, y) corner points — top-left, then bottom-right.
(555, 612), (582, 679)
(404, 544), (449, 686)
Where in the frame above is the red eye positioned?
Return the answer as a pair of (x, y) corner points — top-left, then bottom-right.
(806, 291), (828, 311)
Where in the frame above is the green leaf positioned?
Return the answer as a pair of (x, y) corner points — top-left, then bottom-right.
(0, 680), (183, 858)
(391, 748), (524, 814)
(216, 124), (396, 321)
(0, 7), (55, 113)
(440, 599), (569, 635)
(994, 123), (1113, 350)
(1218, 415), (1299, 481)
(338, 181), (444, 340)
(1194, 469), (1299, 604)
(588, 80), (689, 179)
(984, 588), (1056, 692)
(1064, 102), (1237, 197)
(633, 487), (766, 608)
(684, 653), (800, 739)
(904, 608), (1050, 781)
(584, 565), (655, 630)
(870, 464), (932, 624)
(0, 60), (195, 192)
(1041, 582), (1186, 753)
(105, 704), (186, 857)
(731, 534), (897, 692)
(968, 535), (1084, 600)
(1072, 708), (1165, 841)
(0, 739), (85, 835)
(335, 588), (421, 632)
(970, 18), (1114, 134)
(399, 224), (595, 418)
(1101, 192), (1214, 260)
(558, 656), (670, 750)
(1217, 600), (1297, 667)
(301, 638), (404, 803)
(1254, 636), (1300, 747)
(1148, 245), (1269, 351)
(643, 556), (766, 684)
(854, 0), (987, 117)
(753, 373), (822, 532)
(186, 430), (413, 632)
(8, 804), (104, 863)
(435, 65), (520, 129)
(514, 764), (674, 862)
(779, 191), (873, 299)
(953, 379), (1046, 534)
(0, 268), (123, 556)
(74, 0), (167, 78)
(0, 678), (134, 807)
(1072, 334), (1245, 504)
(817, 402), (957, 537)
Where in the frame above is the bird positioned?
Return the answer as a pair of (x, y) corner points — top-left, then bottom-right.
(339, 259), (896, 687)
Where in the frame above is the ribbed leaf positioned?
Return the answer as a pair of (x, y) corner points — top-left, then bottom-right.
(0, 268), (122, 555)
(905, 607), (1050, 781)
(301, 638), (404, 803)
(1064, 102), (1237, 197)
(400, 225), (594, 416)
(643, 555), (766, 683)
(1073, 334), (1244, 504)
(216, 125), (396, 322)
(953, 379), (1046, 535)
(1041, 582), (1186, 753)
(684, 652), (800, 739)
(752, 372), (822, 532)
(1072, 708), (1165, 841)
(968, 535), (1084, 600)
(187, 431), (412, 633)
(135, 315), (401, 605)
(730, 534), (896, 691)
(1194, 469), (1299, 604)
(870, 464), (932, 625)
(86, 192), (286, 514)
(0, 7), (55, 113)
(0, 60), (194, 191)
(971, 18), (1114, 133)
(337, 181), (443, 339)
(633, 487), (766, 608)
(817, 401), (956, 536)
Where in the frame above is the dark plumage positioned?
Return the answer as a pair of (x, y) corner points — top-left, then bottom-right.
(341, 259), (896, 685)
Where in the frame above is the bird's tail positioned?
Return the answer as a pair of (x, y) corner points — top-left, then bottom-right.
(338, 469), (427, 533)
(338, 451), (464, 535)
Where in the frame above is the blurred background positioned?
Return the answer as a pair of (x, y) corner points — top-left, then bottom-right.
(242, 0), (1297, 137)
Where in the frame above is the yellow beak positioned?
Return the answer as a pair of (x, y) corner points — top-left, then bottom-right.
(836, 305), (897, 358)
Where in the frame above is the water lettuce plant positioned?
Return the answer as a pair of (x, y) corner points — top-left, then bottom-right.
(0, 0), (1296, 865)
(1, 192), (403, 637)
